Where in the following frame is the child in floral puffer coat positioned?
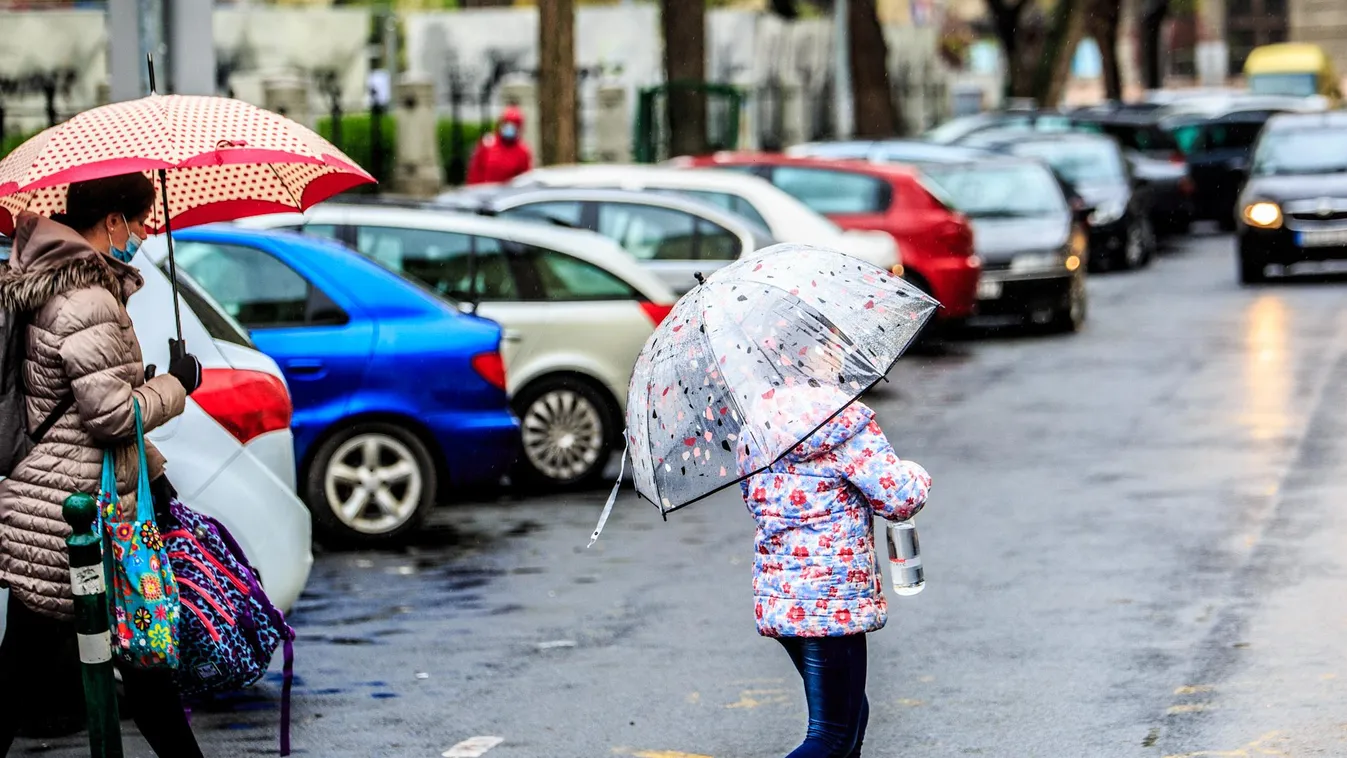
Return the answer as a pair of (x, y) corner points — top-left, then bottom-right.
(739, 386), (931, 758)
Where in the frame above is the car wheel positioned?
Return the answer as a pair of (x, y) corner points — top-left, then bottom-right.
(1238, 247), (1267, 285)
(1119, 220), (1147, 270)
(513, 377), (615, 490)
(1049, 273), (1088, 333)
(305, 423), (437, 545)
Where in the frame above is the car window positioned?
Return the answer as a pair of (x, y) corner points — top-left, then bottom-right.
(525, 248), (637, 300)
(352, 225), (516, 301)
(1251, 127), (1347, 176)
(169, 269), (255, 348)
(173, 241), (312, 327)
(921, 163), (1068, 218)
(1206, 121), (1266, 150)
(303, 223), (342, 241)
(500, 201), (584, 227)
(698, 219), (742, 261)
(769, 167), (891, 215)
(677, 189), (771, 228)
(1009, 141), (1127, 184)
(595, 202), (699, 261)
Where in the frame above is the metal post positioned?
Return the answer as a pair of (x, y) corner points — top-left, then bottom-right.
(63, 493), (123, 758)
(833, 0), (854, 140)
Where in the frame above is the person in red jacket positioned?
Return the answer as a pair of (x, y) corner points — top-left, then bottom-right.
(466, 106), (533, 185)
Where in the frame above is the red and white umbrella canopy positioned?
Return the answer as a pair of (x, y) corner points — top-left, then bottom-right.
(0, 94), (375, 235)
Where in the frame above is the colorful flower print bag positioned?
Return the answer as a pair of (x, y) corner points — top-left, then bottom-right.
(98, 398), (180, 670)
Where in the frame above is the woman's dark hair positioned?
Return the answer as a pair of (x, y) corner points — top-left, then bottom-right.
(51, 173), (155, 233)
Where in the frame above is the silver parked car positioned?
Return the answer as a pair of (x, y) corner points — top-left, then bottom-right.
(436, 185), (777, 295)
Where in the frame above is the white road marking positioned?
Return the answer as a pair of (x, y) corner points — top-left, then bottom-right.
(537, 639), (577, 650)
(442, 736), (504, 757)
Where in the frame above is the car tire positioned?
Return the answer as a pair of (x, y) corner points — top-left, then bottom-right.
(1049, 273), (1088, 333)
(1238, 247), (1268, 285)
(512, 376), (616, 490)
(304, 422), (438, 546)
(1117, 219), (1148, 270)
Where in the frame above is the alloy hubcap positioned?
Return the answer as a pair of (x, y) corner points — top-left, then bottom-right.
(522, 389), (604, 482)
(324, 434), (423, 534)
(1126, 224), (1145, 267)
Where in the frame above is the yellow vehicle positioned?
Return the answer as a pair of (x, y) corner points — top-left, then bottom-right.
(1243, 43), (1342, 105)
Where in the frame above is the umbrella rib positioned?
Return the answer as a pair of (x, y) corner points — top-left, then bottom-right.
(264, 162), (304, 209)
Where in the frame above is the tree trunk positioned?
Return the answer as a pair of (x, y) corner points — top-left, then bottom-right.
(986, 0), (1031, 99)
(661, 0), (707, 157)
(1139, 0), (1170, 89)
(848, 0), (901, 136)
(537, 0), (577, 165)
(1031, 0), (1086, 106)
(1087, 0), (1123, 100)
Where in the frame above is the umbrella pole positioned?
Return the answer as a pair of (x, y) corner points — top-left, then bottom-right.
(157, 168), (186, 361)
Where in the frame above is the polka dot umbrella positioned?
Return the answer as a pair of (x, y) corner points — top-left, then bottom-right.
(589, 243), (939, 545)
(0, 90), (374, 355)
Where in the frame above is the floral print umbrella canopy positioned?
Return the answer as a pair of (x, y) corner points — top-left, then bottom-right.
(625, 243), (939, 514)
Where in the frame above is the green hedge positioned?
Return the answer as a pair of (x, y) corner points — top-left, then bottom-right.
(0, 128), (42, 160)
(316, 113), (490, 188)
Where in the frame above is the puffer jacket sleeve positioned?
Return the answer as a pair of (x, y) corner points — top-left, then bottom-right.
(839, 418), (931, 521)
(55, 287), (187, 441)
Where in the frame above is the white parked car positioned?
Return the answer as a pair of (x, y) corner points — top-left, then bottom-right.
(512, 164), (900, 272)
(435, 185), (777, 294)
(2, 237), (313, 642)
(239, 205), (678, 489)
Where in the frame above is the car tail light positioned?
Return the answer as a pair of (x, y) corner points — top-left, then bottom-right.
(193, 368), (293, 446)
(639, 301), (675, 326)
(472, 351), (508, 391)
(935, 214), (975, 257)
(1179, 176), (1195, 195)
(1170, 151), (1187, 165)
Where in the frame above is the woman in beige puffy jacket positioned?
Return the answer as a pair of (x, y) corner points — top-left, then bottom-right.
(0, 174), (206, 756)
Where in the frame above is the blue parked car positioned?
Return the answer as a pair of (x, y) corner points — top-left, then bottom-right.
(148, 227), (520, 544)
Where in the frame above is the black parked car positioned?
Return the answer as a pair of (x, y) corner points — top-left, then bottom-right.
(1072, 110), (1196, 234)
(1235, 111), (1347, 284)
(959, 130), (1156, 271)
(920, 156), (1089, 332)
(1165, 107), (1297, 229)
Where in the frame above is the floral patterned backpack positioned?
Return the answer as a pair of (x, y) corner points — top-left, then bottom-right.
(98, 399), (180, 670)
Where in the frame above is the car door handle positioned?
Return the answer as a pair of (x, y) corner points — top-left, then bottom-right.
(284, 358), (326, 375)
(501, 330), (523, 343)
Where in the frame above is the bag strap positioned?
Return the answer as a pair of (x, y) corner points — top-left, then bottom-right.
(279, 634), (294, 756)
(131, 399), (154, 523)
(28, 393), (75, 444)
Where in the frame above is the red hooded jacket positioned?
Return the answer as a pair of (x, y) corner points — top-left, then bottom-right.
(466, 106), (533, 185)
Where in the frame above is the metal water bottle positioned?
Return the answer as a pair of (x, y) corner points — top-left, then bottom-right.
(886, 519), (924, 596)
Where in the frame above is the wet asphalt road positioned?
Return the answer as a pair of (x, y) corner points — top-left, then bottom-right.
(16, 229), (1347, 758)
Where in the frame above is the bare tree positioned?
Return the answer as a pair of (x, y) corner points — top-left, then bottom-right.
(661, 0), (708, 157)
(985, 0), (1085, 105)
(1087, 0), (1124, 101)
(1138, 0), (1170, 89)
(538, 0), (577, 165)
(849, 0), (902, 136)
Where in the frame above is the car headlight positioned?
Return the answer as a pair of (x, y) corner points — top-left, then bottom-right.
(1088, 199), (1126, 226)
(1242, 201), (1283, 229)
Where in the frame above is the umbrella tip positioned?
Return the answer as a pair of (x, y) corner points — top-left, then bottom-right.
(694, 271), (706, 285)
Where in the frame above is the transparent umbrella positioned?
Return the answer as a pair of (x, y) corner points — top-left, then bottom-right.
(590, 243), (938, 544)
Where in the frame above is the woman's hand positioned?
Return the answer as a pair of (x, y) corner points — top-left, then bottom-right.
(169, 352), (202, 395)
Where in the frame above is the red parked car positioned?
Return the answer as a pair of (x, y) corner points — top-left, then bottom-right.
(676, 153), (981, 321)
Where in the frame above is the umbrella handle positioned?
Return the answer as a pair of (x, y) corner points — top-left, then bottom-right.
(169, 338), (186, 365)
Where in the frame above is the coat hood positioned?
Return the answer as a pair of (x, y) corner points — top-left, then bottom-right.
(0, 212), (142, 311)
(743, 384), (876, 464)
(500, 105), (524, 128)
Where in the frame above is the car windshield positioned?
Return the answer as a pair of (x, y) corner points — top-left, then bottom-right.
(1248, 73), (1318, 98)
(921, 163), (1067, 218)
(1075, 122), (1178, 152)
(1251, 128), (1347, 176)
(1010, 141), (1126, 184)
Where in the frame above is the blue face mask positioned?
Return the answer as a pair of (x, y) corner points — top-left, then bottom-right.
(109, 216), (142, 263)
(500, 123), (519, 141)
